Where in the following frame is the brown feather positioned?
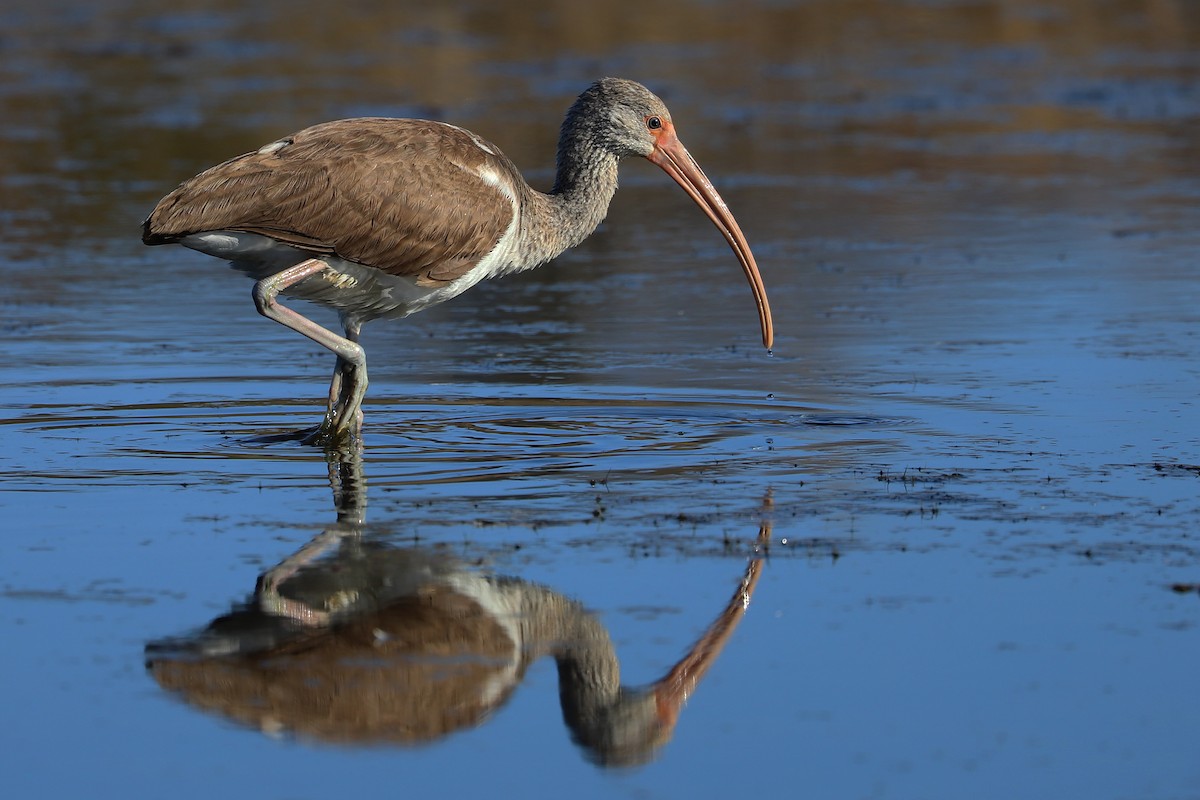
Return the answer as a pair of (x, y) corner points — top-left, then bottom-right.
(144, 119), (520, 284)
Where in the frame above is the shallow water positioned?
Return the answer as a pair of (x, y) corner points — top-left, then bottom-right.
(2, 1), (1199, 797)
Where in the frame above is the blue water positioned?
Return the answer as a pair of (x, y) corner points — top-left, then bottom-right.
(2, 1), (1199, 798)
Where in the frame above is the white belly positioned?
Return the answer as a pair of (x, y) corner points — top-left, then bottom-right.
(180, 231), (491, 323)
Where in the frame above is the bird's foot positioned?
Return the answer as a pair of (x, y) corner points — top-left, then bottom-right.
(297, 409), (363, 451)
(243, 410), (362, 452)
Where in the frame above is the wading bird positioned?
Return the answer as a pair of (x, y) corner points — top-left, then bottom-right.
(143, 78), (773, 446)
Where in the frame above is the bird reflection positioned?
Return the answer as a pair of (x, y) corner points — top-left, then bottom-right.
(145, 455), (770, 767)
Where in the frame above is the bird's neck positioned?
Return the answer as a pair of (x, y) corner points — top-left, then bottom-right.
(513, 581), (665, 766)
(520, 127), (620, 267)
(511, 581), (636, 732)
(514, 581), (621, 701)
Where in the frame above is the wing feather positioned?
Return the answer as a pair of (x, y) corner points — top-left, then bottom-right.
(144, 119), (519, 285)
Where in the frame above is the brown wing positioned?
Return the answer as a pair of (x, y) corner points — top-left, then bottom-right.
(143, 118), (518, 285)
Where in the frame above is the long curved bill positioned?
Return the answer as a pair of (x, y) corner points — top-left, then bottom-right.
(650, 520), (770, 735)
(647, 124), (774, 350)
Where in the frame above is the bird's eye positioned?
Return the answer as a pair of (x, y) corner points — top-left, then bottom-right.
(646, 116), (663, 130)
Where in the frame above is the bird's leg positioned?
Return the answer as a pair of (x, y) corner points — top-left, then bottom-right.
(252, 259), (368, 445)
(256, 448), (367, 625)
(324, 359), (345, 423)
(304, 351), (364, 448)
(326, 319), (366, 438)
(255, 525), (347, 627)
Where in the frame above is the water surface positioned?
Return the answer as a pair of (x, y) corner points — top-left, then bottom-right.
(2, 1), (1198, 798)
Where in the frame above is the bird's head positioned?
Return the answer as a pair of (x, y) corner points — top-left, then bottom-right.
(564, 78), (774, 350)
(569, 77), (674, 159)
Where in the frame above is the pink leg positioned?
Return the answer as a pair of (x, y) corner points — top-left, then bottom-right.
(255, 526), (350, 626)
(257, 448), (367, 625)
(252, 259), (368, 443)
(328, 319), (364, 436)
(325, 362), (343, 419)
